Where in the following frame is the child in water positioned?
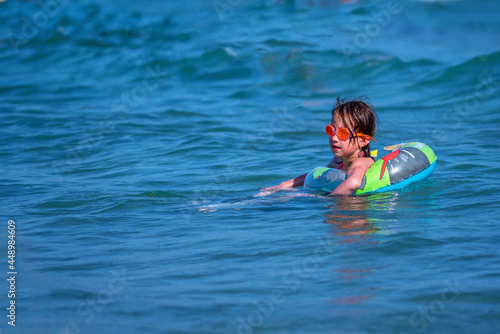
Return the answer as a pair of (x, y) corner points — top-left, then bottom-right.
(261, 97), (377, 195)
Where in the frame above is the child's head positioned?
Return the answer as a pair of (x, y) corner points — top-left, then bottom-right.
(329, 96), (377, 158)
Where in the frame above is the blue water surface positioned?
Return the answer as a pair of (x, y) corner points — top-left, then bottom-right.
(1, 0), (500, 333)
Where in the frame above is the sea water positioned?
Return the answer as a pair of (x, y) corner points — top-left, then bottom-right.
(1, 0), (500, 333)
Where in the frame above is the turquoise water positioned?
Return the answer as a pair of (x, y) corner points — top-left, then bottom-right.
(1, 0), (500, 333)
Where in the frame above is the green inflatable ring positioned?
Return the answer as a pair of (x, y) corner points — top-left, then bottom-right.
(304, 142), (437, 195)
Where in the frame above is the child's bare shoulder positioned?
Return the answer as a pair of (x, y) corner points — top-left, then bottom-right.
(352, 156), (375, 171)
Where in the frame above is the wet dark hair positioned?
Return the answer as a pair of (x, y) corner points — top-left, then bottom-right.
(332, 96), (377, 158)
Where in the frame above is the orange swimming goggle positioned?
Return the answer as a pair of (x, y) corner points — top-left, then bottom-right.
(326, 124), (376, 142)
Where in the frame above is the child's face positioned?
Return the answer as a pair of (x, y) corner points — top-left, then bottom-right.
(329, 115), (361, 158)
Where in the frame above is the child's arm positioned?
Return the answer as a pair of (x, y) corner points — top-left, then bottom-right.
(260, 173), (307, 191)
(330, 159), (373, 195)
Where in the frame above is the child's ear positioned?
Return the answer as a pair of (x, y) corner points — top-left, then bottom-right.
(359, 136), (371, 148)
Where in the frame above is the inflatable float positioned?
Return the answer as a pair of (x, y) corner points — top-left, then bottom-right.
(304, 142), (437, 195)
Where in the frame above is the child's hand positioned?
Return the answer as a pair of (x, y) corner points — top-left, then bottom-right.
(257, 174), (306, 196)
(259, 185), (286, 191)
(260, 179), (297, 191)
(254, 189), (278, 197)
(255, 184), (297, 197)
(255, 185), (285, 197)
